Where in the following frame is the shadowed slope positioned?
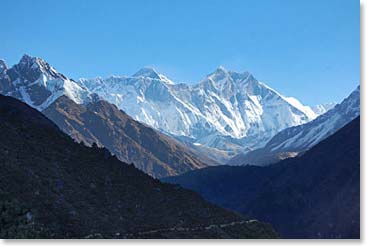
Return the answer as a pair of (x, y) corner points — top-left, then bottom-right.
(0, 95), (277, 239)
(164, 116), (360, 238)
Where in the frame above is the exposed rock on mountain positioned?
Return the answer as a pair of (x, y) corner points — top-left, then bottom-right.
(0, 55), (91, 110)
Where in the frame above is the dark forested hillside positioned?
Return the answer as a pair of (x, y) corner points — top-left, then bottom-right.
(164, 116), (360, 238)
(0, 95), (277, 239)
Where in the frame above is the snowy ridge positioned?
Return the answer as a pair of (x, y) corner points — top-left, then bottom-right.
(282, 96), (317, 119)
(79, 65), (320, 156)
(0, 55), (334, 158)
(133, 67), (175, 85)
(228, 86), (360, 166)
(0, 55), (93, 111)
(311, 102), (337, 115)
(269, 86), (359, 152)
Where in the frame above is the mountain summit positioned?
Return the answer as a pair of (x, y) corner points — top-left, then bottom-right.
(80, 65), (319, 158)
(206, 66), (250, 82)
(133, 67), (161, 79)
(1, 55), (326, 160)
(0, 55), (91, 110)
(133, 67), (174, 85)
(16, 54), (67, 81)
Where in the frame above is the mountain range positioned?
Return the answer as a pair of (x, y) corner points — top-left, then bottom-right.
(228, 86), (360, 166)
(79, 66), (320, 158)
(164, 116), (360, 238)
(0, 55), (328, 163)
(0, 55), (215, 178)
(0, 54), (360, 239)
(0, 55), (359, 175)
(0, 94), (277, 239)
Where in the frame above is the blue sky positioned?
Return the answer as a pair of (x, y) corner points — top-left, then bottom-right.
(1, 0), (359, 105)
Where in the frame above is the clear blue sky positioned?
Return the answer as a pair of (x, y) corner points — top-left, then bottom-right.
(1, 0), (359, 105)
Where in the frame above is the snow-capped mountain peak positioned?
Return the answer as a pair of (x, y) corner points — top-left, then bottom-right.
(209, 66), (228, 77)
(0, 55), (91, 111)
(78, 64), (323, 157)
(133, 67), (174, 85)
(206, 66), (251, 84)
(133, 67), (160, 79)
(281, 96), (317, 120)
(19, 54), (47, 72)
(0, 55), (334, 160)
(15, 54), (67, 82)
(199, 67), (255, 97)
